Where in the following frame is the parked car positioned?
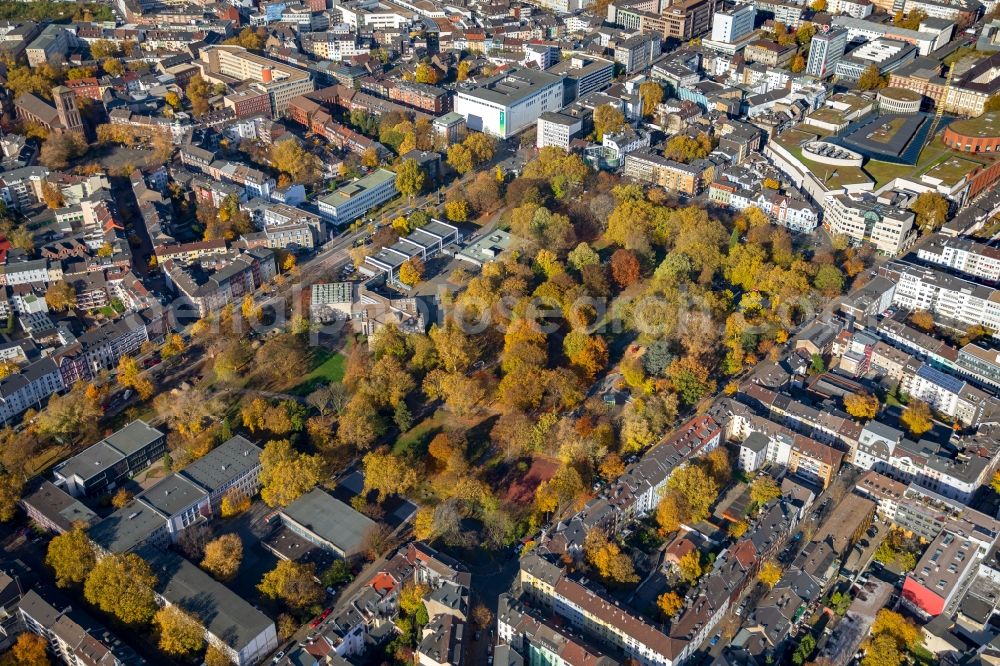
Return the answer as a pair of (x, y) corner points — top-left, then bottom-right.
(710, 634), (721, 646)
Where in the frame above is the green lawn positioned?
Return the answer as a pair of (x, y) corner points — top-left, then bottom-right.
(290, 350), (346, 395)
(393, 411), (445, 459)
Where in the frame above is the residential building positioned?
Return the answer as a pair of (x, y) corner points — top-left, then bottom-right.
(916, 233), (1000, 283)
(614, 33), (661, 74)
(454, 68), (565, 139)
(883, 261), (1000, 335)
(624, 150), (703, 195)
(903, 528), (991, 617)
(18, 588), (142, 665)
(0, 357), (64, 426)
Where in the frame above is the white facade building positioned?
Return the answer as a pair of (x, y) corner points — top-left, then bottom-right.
(454, 68), (565, 139)
(317, 169), (398, 225)
(536, 112), (583, 150)
(711, 4), (756, 43)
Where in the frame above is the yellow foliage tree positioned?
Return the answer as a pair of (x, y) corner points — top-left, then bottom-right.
(758, 560), (783, 588)
(201, 533), (243, 581)
(900, 400), (933, 437)
(398, 257), (425, 286)
(657, 591), (683, 618)
(677, 551), (703, 584)
(584, 529), (638, 583)
(83, 553), (158, 625)
(154, 606), (205, 656)
(843, 392), (880, 420)
(259, 439), (324, 507)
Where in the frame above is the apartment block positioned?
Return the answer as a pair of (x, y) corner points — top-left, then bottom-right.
(624, 150), (702, 195)
(883, 261), (1000, 335)
(917, 233), (1000, 283)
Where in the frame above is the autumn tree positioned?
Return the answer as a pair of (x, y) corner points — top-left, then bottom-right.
(363, 450), (417, 501)
(44, 281), (76, 311)
(910, 191), (949, 230)
(11, 633), (49, 665)
(201, 534), (243, 581)
(45, 527), (95, 588)
(677, 550), (703, 584)
(447, 143), (473, 175)
(857, 64), (887, 91)
(639, 80), (664, 117)
(398, 257), (425, 286)
(870, 608), (922, 652)
(663, 133), (712, 163)
(154, 606), (205, 656)
(593, 104), (625, 141)
(900, 400), (933, 436)
(610, 249), (640, 289)
(117, 355), (154, 400)
(750, 475), (781, 507)
(396, 158), (426, 198)
(657, 591), (683, 618)
(39, 132), (86, 170)
(205, 645), (233, 666)
(444, 198), (469, 222)
(220, 488), (252, 517)
(84, 553), (158, 625)
(111, 488), (133, 508)
(909, 310), (935, 332)
(584, 529), (638, 583)
(270, 139), (322, 185)
(843, 392), (879, 420)
(758, 560), (783, 588)
(790, 53), (806, 73)
(259, 439), (324, 507)
(258, 560), (323, 609)
(185, 74), (212, 116)
(415, 62), (439, 84)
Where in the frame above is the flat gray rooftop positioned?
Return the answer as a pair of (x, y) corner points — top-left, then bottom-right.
(280, 488), (376, 555)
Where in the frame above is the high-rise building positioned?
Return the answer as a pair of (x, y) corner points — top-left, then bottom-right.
(710, 4), (756, 43)
(806, 28), (848, 78)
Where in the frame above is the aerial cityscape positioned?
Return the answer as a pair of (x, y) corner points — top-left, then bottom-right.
(0, 0), (997, 664)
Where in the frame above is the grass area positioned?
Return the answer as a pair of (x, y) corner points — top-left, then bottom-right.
(779, 127), (993, 190)
(862, 159), (915, 186)
(290, 349), (346, 395)
(393, 410), (446, 458)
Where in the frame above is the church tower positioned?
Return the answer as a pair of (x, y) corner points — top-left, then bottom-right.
(52, 85), (83, 134)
